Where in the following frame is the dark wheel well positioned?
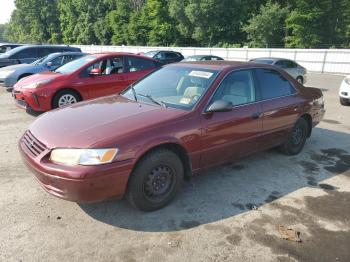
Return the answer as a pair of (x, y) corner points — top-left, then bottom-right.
(18, 73), (33, 81)
(51, 88), (82, 108)
(133, 143), (192, 181)
(301, 113), (312, 137)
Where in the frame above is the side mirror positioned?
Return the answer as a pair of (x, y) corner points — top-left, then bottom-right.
(46, 61), (53, 67)
(206, 100), (233, 113)
(89, 68), (102, 76)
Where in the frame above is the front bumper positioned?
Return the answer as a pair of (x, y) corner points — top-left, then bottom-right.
(0, 76), (17, 87)
(339, 81), (350, 99)
(12, 88), (49, 112)
(19, 134), (133, 203)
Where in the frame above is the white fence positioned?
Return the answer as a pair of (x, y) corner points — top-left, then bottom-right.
(74, 45), (350, 75)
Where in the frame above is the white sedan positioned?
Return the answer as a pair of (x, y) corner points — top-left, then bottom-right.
(339, 75), (350, 106)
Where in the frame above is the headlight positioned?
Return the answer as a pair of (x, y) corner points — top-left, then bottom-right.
(20, 78), (53, 89)
(0, 69), (15, 77)
(50, 148), (118, 166)
(344, 77), (350, 85)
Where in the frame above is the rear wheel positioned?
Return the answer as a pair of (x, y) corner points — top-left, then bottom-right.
(127, 149), (184, 211)
(52, 90), (80, 109)
(340, 97), (350, 106)
(279, 118), (308, 155)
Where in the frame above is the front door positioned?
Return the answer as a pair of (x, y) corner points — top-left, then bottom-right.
(79, 56), (130, 99)
(200, 69), (263, 169)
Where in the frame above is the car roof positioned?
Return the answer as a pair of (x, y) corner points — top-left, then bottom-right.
(187, 55), (217, 58)
(170, 60), (267, 71)
(91, 52), (157, 60)
(48, 51), (86, 57)
(251, 57), (292, 62)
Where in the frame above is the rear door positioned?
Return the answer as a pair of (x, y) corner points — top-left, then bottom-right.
(254, 68), (303, 149)
(200, 69), (263, 168)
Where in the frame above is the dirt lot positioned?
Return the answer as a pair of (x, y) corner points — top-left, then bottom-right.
(0, 73), (349, 262)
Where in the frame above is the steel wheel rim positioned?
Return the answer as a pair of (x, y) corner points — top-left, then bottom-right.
(292, 126), (303, 146)
(58, 94), (77, 107)
(297, 78), (303, 84)
(143, 165), (175, 201)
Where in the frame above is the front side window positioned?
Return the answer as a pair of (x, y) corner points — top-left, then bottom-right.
(122, 66), (219, 110)
(126, 56), (156, 72)
(255, 68), (296, 100)
(212, 70), (256, 106)
(84, 57), (124, 76)
(50, 56), (64, 67)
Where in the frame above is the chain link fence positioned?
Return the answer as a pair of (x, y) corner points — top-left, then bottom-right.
(74, 45), (350, 75)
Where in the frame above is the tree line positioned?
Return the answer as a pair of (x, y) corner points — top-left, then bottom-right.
(1, 0), (350, 48)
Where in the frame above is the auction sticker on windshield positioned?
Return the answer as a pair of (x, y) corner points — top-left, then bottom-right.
(189, 71), (213, 79)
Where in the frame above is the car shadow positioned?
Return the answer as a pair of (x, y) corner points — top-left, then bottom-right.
(79, 127), (350, 232)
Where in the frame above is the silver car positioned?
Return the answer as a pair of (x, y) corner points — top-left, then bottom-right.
(250, 57), (307, 84)
(0, 52), (86, 89)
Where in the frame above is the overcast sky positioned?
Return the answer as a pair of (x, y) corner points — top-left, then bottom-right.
(0, 0), (15, 24)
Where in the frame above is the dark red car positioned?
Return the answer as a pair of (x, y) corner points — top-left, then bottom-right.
(12, 53), (160, 112)
(19, 61), (325, 211)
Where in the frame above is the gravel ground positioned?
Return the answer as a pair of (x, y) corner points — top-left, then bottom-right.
(0, 73), (349, 262)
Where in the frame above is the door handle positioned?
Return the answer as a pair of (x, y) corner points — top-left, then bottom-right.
(251, 112), (262, 119)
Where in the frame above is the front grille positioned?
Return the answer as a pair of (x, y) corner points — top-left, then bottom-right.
(22, 131), (47, 157)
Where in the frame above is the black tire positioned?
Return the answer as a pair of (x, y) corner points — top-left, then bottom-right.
(52, 89), (80, 109)
(279, 118), (308, 155)
(340, 97), (350, 106)
(296, 76), (304, 85)
(127, 149), (184, 211)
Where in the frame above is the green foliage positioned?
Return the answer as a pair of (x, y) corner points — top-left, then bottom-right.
(285, 0), (350, 48)
(0, 24), (8, 42)
(243, 1), (288, 48)
(3, 0), (350, 48)
(5, 0), (62, 43)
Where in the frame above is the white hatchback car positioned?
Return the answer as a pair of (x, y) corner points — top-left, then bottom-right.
(339, 75), (350, 106)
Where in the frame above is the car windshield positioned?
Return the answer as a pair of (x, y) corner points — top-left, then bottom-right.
(251, 59), (274, 65)
(31, 56), (48, 65)
(122, 66), (219, 110)
(55, 55), (97, 74)
(144, 51), (158, 57)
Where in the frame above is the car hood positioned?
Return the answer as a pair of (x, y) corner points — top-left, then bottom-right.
(0, 63), (39, 72)
(29, 95), (188, 149)
(15, 71), (64, 87)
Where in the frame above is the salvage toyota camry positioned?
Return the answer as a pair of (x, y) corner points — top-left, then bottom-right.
(19, 61), (325, 211)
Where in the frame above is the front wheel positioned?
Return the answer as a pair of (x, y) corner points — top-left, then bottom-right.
(279, 118), (308, 155)
(296, 76), (304, 84)
(127, 149), (184, 211)
(52, 90), (80, 109)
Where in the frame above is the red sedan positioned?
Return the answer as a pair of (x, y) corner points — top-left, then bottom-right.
(19, 61), (325, 211)
(12, 53), (161, 112)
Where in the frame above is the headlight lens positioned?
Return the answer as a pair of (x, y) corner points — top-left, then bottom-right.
(20, 78), (53, 89)
(0, 69), (15, 77)
(344, 77), (350, 85)
(50, 148), (118, 166)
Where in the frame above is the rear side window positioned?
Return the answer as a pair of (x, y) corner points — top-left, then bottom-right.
(38, 48), (56, 57)
(11, 48), (37, 59)
(165, 52), (179, 59)
(126, 56), (156, 72)
(255, 69), (296, 100)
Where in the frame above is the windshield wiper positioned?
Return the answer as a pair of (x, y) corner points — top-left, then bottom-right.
(130, 85), (137, 102)
(137, 93), (167, 108)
